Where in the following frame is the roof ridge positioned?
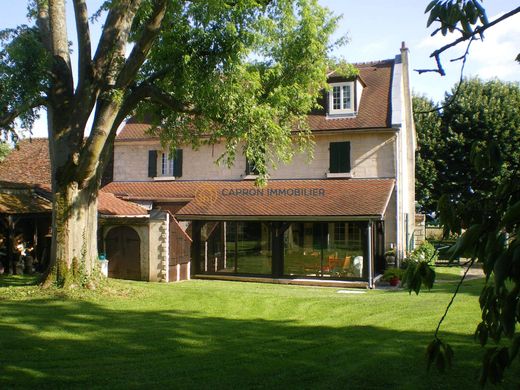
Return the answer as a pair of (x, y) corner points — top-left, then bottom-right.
(352, 58), (395, 67)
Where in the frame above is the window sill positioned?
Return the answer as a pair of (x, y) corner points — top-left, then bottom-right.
(153, 176), (176, 181)
(242, 175), (258, 180)
(326, 112), (357, 119)
(326, 172), (351, 179)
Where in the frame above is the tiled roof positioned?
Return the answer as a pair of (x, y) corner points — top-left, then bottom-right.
(309, 61), (393, 131)
(0, 185), (52, 214)
(0, 139), (51, 184)
(98, 191), (148, 216)
(116, 59), (395, 141)
(103, 179), (395, 218)
(117, 122), (158, 141)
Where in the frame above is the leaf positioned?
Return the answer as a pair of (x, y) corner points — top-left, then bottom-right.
(425, 0), (439, 13)
(510, 335), (520, 361)
(446, 224), (482, 259)
(475, 322), (488, 346)
(493, 252), (510, 287)
(500, 200), (520, 228)
(426, 339), (440, 371)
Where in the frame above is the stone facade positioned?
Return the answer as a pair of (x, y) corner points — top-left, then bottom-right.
(113, 131), (397, 182)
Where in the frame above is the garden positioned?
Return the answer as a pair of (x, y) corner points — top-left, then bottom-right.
(1, 271), (518, 389)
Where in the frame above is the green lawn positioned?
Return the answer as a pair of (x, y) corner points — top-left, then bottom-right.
(0, 275), (518, 389)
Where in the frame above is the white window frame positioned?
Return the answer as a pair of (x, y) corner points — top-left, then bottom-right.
(160, 152), (175, 177)
(328, 81), (354, 115)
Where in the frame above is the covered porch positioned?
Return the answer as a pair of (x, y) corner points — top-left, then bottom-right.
(174, 179), (394, 288)
(188, 219), (385, 287)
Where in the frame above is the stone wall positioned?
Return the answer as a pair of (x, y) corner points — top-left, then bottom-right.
(113, 131), (397, 181)
(414, 214), (426, 247)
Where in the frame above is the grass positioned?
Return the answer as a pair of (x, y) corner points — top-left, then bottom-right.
(0, 274), (518, 389)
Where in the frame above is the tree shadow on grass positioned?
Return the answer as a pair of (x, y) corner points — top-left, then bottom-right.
(0, 296), (518, 389)
(0, 274), (40, 287)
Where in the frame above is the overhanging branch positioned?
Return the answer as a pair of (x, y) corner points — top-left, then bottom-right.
(116, 0), (168, 88)
(0, 98), (47, 129)
(415, 6), (520, 76)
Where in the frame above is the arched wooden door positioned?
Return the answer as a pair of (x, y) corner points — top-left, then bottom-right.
(105, 226), (141, 280)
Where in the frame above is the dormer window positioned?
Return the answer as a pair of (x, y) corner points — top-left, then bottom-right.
(329, 82), (354, 115)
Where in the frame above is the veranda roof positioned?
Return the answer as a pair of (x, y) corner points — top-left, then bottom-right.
(103, 179), (395, 220)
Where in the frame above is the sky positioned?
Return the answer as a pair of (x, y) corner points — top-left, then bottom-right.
(1, 0), (519, 138)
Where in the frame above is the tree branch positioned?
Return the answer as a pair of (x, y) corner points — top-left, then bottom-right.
(434, 257), (476, 339)
(416, 6), (520, 76)
(128, 84), (199, 115)
(72, 0), (93, 95)
(93, 0), (141, 85)
(0, 98), (47, 129)
(431, 7), (520, 60)
(116, 0), (168, 88)
(48, 0), (73, 84)
(36, 0), (52, 52)
(414, 38), (473, 114)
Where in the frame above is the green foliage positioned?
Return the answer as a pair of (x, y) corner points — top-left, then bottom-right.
(425, 338), (454, 372)
(401, 242), (437, 294)
(0, 141), (11, 161)
(425, 0), (488, 37)
(414, 79), (520, 384)
(0, 25), (49, 138)
(414, 79), (520, 222)
(382, 267), (404, 282)
(413, 95), (443, 216)
(136, 0), (341, 181)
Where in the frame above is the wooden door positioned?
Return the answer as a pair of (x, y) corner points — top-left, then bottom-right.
(105, 226), (141, 280)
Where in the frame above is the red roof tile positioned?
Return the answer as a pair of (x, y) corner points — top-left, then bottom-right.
(0, 185), (52, 214)
(0, 139), (51, 184)
(98, 191), (148, 216)
(309, 61), (393, 131)
(103, 179), (395, 218)
(0, 139), (146, 216)
(116, 60), (395, 141)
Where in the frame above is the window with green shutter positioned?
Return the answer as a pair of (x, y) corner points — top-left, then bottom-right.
(329, 142), (351, 173)
(157, 149), (183, 177)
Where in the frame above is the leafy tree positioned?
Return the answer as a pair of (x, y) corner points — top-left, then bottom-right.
(414, 79), (520, 384)
(414, 1), (520, 384)
(413, 95), (443, 217)
(0, 0), (345, 287)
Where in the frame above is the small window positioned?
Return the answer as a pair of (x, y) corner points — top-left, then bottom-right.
(161, 153), (174, 176)
(329, 82), (354, 115)
(157, 149), (183, 178)
(245, 158), (259, 176)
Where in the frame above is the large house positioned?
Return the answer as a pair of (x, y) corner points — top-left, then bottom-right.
(101, 43), (417, 287)
(0, 44), (416, 288)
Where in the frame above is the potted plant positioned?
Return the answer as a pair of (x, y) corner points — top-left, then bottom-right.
(384, 249), (396, 267)
(383, 267), (403, 286)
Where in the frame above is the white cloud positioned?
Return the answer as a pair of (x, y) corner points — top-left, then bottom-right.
(469, 12), (520, 80)
(416, 12), (520, 81)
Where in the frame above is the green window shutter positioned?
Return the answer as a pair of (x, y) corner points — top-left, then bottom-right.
(329, 142), (351, 173)
(174, 149), (183, 177)
(148, 150), (157, 177)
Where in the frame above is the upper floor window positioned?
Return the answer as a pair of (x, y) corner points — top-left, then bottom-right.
(329, 82), (354, 115)
(161, 153), (175, 176)
(245, 158), (259, 176)
(148, 149), (183, 178)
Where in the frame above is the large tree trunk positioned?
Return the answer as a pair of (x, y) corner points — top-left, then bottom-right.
(43, 180), (99, 288)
